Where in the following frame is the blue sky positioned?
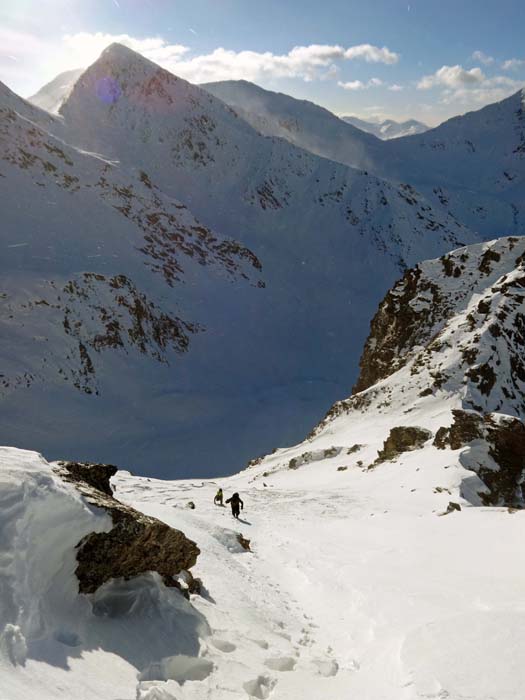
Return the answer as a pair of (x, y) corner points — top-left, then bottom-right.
(1, 0), (524, 124)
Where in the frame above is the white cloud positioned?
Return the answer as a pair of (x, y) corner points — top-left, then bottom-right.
(415, 62), (524, 111)
(418, 64), (485, 89)
(388, 83), (404, 91)
(440, 75), (523, 102)
(0, 28), (400, 95)
(164, 45), (343, 83)
(137, 41), (398, 83)
(471, 50), (494, 65)
(338, 77), (384, 91)
(502, 58), (525, 71)
(338, 79), (366, 90)
(53, 34), (400, 86)
(343, 44), (399, 64)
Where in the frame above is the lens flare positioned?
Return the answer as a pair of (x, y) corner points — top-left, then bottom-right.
(95, 76), (121, 104)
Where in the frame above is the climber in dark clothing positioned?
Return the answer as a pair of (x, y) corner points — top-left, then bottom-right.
(225, 492), (244, 519)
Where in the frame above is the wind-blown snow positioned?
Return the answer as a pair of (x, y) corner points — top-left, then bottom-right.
(28, 69), (84, 114)
(203, 77), (525, 239)
(0, 447), (210, 700)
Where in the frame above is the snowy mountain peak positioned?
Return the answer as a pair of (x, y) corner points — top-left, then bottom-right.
(202, 77), (382, 170)
(66, 42), (188, 98)
(89, 42), (164, 78)
(100, 41), (141, 60)
(28, 68), (83, 113)
(341, 115), (430, 139)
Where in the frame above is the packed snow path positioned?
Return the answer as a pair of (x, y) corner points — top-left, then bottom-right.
(112, 464), (525, 700)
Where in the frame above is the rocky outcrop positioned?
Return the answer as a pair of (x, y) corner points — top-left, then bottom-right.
(374, 426), (432, 464)
(353, 267), (443, 394)
(56, 460), (118, 496)
(352, 238), (525, 417)
(434, 410), (525, 507)
(288, 446), (345, 470)
(433, 410), (484, 450)
(54, 461), (200, 594)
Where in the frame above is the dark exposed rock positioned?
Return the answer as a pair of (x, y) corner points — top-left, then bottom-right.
(324, 447), (339, 458)
(288, 457), (300, 470)
(236, 533), (251, 551)
(467, 362), (497, 396)
(433, 410), (525, 506)
(347, 444), (363, 454)
(187, 576), (204, 595)
(433, 410), (484, 449)
(479, 248), (501, 274)
(444, 501), (462, 515)
(55, 460), (118, 496)
(375, 426), (432, 464)
(349, 239), (525, 419)
(54, 461), (200, 594)
(481, 415), (525, 506)
(353, 267), (443, 393)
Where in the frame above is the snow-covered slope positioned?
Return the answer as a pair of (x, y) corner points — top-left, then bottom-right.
(0, 44), (477, 476)
(28, 68), (83, 113)
(341, 115), (429, 139)
(254, 235), (525, 504)
(380, 89), (525, 236)
(0, 79), (266, 474)
(202, 77), (525, 238)
(202, 78), (382, 169)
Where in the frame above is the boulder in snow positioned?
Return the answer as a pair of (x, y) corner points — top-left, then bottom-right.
(54, 461), (200, 594)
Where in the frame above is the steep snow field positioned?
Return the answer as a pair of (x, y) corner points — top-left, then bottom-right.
(2, 443), (524, 700)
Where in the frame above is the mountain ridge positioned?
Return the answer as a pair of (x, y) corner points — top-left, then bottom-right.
(0, 43), (484, 475)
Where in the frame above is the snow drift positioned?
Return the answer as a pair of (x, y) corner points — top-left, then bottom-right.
(0, 447), (210, 700)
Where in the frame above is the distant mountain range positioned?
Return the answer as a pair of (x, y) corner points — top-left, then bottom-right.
(339, 115), (429, 139)
(203, 78), (525, 239)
